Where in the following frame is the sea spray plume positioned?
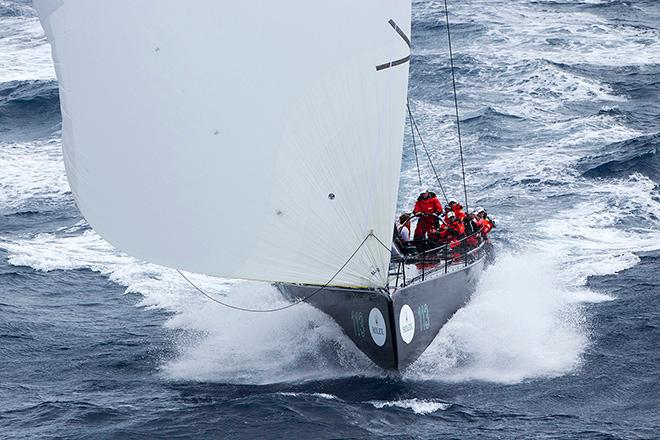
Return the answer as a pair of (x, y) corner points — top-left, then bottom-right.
(406, 253), (599, 383)
(161, 281), (380, 384)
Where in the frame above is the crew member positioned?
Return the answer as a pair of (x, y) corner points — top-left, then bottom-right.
(443, 212), (466, 261)
(443, 204), (454, 223)
(451, 199), (468, 221)
(475, 207), (495, 239)
(439, 211), (464, 242)
(438, 211), (454, 242)
(464, 212), (481, 248)
(393, 213), (416, 256)
(413, 189), (443, 239)
(481, 215), (494, 238)
(396, 213), (412, 242)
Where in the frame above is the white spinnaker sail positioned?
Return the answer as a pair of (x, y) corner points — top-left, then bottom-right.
(35, 0), (411, 288)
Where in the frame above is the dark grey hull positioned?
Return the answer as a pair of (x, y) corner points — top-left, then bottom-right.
(277, 257), (484, 370)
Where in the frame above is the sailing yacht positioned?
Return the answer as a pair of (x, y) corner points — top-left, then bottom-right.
(34, 0), (489, 370)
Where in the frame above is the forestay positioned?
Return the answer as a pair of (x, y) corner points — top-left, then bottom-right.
(35, 0), (411, 288)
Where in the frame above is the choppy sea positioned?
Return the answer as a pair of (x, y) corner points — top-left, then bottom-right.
(1, 0), (659, 438)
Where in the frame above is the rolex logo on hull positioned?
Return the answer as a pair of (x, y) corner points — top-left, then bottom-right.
(399, 304), (416, 344)
(369, 308), (387, 347)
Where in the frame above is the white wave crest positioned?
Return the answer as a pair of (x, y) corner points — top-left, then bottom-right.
(367, 399), (451, 414)
(278, 392), (339, 401)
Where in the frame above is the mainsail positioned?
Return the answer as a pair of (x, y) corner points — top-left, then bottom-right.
(35, 0), (411, 288)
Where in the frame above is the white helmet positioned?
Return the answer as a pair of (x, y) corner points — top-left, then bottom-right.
(475, 206), (485, 213)
(448, 198), (459, 205)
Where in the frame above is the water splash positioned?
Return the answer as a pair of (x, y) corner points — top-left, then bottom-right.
(406, 253), (602, 383)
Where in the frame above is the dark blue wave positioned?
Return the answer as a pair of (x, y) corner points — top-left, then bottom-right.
(461, 106), (525, 124)
(554, 63), (660, 134)
(578, 133), (660, 181)
(0, 80), (61, 141)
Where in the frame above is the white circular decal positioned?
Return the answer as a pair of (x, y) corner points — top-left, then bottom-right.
(368, 308), (387, 347)
(399, 305), (415, 344)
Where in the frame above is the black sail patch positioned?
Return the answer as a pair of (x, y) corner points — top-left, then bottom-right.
(376, 19), (411, 71)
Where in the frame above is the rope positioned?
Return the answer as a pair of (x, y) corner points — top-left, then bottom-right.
(407, 99), (423, 188)
(444, 0), (469, 213)
(406, 101), (450, 204)
(371, 233), (397, 254)
(176, 234), (374, 313)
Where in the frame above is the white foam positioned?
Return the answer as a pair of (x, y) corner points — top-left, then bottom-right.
(0, 138), (70, 214)
(485, 62), (625, 122)
(278, 392), (339, 401)
(367, 399), (450, 414)
(160, 284), (377, 384)
(0, 16), (55, 83)
(418, 1), (660, 67)
(480, 114), (642, 184)
(538, 173), (660, 286)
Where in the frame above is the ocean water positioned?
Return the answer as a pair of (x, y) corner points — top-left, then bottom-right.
(1, 0), (659, 438)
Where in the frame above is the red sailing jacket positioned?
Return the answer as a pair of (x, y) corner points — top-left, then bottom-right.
(481, 218), (494, 236)
(452, 220), (465, 235)
(452, 204), (467, 221)
(439, 220), (464, 240)
(413, 196), (443, 217)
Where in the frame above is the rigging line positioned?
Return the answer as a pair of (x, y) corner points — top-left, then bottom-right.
(443, 0), (469, 213)
(176, 234), (373, 313)
(407, 99), (423, 187)
(371, 233), (396, 254)
(407, 102), (449, 204)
